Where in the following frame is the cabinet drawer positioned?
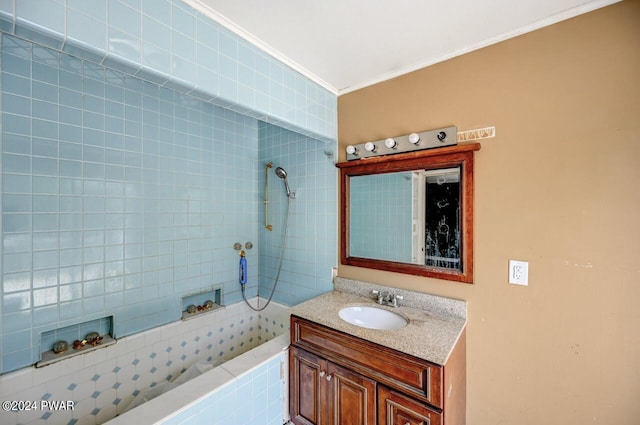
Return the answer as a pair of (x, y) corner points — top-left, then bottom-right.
(291, 316), (443, 408)
(379, 385), (442, 425)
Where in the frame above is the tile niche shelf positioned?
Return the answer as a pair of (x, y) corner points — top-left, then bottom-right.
(181, 287), (223, 321)
(36, 316), (116, 368)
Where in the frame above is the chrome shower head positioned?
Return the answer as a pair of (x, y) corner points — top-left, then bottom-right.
(274, 167), (293, 198)
(275, 167), (287, 180)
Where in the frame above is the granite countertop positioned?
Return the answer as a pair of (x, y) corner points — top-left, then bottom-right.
(291, 287), (466, 366)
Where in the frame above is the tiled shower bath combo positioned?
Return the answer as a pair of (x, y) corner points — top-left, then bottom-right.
(0, 0), (337, 424)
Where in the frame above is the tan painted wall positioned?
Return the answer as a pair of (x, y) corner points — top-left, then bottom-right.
(337, 1), (640, 423)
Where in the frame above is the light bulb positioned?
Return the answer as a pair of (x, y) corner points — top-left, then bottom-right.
(346, 145), (358, 155)
(384, 138), (397, 149)
(364, 142), (376, 152)
(408, 133), (420, 144)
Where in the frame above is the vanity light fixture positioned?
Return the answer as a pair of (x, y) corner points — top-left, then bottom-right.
(344, 126), (458, 160)
(384, 138), (397, 149)
(346, 145), (358, 156)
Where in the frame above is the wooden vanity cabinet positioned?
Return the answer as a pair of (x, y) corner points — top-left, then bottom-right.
(289, 316), (466, 425)
(290, 346), (376, 425)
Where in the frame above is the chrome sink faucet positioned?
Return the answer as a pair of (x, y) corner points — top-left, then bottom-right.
(372, 290), (404, 307)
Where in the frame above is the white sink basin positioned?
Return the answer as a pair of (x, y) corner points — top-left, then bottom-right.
(338, 306), (408, 330)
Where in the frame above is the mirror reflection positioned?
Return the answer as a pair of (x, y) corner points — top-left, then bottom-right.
(349, 167), (462, 272)
(423, 167), (461, 271)
(349, 172), (413, 263)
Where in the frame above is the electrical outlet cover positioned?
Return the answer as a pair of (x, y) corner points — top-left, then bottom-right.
(509, 260), (528, 285)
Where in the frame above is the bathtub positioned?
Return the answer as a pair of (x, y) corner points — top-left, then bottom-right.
(0, 299), (291, 425)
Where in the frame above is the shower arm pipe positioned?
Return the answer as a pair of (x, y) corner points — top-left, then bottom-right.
(264, 162), (273, 231)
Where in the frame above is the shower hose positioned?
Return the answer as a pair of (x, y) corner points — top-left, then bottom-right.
(241, 195), (291, 312)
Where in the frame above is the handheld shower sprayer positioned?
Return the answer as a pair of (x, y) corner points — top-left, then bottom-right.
(239, 250), (247, 287)
(242, 164), (294, 312)
(275, 167), (295, 199)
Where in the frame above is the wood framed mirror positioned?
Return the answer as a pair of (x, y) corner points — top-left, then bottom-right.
(337, 143), (480, 283)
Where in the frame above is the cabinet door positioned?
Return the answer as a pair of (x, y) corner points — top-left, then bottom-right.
(290, 346), (326, 425)
(327, 361), (377, 425)
(379, 386), (442, 425)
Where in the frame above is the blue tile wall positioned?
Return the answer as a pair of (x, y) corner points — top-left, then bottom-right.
(0, 0), (337, 142)
(0, 32), (336, 375)
(0, 33), (264, 374)
(258, 123), (337, 306)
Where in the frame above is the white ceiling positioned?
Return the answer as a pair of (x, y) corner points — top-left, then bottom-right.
(183, 0), (619, 94)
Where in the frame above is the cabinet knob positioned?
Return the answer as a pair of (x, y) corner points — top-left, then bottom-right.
(405, 422), (411, 425)
(319, 371), (325, 377)
(326, 374), (332, 381)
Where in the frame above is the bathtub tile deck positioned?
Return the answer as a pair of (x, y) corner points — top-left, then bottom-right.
(0, 299), (291, 425)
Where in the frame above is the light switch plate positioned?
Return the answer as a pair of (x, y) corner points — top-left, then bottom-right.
(509, 260), (528, 285)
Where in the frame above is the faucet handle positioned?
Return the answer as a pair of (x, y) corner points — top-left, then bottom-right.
(372, 290), (386, 304)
